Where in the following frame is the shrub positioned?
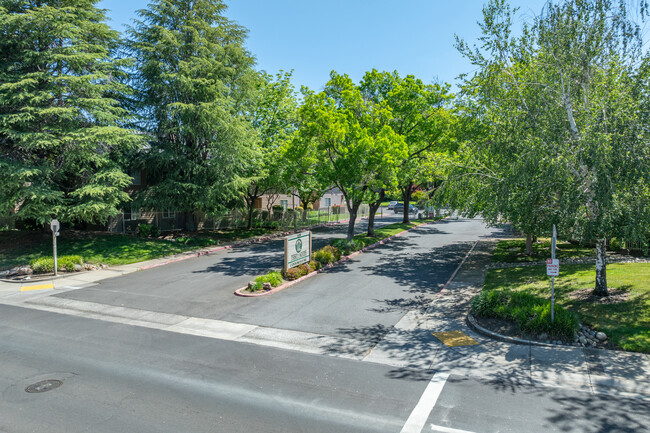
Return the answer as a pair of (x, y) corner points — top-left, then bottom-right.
(283, 266), (303, 281)
(30, 255), (84, 273)
(298, 263), (311, 276)
(137, 223), (160, 238)
(30, 257), (54, 274)
(609, 238), (622, 252)
(314, 245), (341, 265)
(331, 238), (363, 256)
(472, 289), (579, 340)
(58, 255), (83, 271)
(250, 271), (284, 291)
(272, 205), (284, 213)
(308, 260), (321, 271)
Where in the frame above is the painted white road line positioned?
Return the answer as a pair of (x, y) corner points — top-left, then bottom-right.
(400, 371), (450, 433)
(430, 424), (476, 433)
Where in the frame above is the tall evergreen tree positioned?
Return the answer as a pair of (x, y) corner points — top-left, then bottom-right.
(127, 0), (257, 229)
(0, 0), (141, 225)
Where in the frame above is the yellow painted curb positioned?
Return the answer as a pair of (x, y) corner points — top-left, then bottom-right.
(432, 330), (479, 347)
(20, 283), (54, 292)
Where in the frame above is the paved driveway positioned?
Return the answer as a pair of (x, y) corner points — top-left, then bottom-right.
(52, 217), (506, 342)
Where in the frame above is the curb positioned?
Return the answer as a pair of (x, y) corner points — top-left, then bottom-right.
(1, 217), (360, 286)
(466, 313), (556, 348)
(234, 219), (439, 297)
(139, 217), (362, 271)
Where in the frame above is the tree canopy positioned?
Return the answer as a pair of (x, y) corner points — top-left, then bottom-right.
(126, 0), (257, 228)
(0, 0), (142, 225)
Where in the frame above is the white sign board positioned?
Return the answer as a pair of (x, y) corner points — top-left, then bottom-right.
(285, 231), (311, 269)
(546, 258), (559, 276)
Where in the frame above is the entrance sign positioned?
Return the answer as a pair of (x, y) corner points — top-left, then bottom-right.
(546, 258), (559, 276)
(285, 231), (311, 269)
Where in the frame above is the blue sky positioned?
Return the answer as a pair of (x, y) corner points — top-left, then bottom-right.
(98, 0), (549, 91)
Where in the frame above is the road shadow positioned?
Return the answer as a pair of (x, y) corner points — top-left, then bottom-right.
(360, 240), (475, 295)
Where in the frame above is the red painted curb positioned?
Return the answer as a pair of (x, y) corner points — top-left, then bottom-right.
(234, 219), (440, 297)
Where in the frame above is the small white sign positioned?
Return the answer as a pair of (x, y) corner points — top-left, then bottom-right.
(50, 219), (60, 233)
(546, 258), (559, 276)
(285, 231), (311, 269)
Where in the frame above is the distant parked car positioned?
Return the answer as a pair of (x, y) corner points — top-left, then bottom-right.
(387, 201), (398, 210)
(393, 203), (418, 214)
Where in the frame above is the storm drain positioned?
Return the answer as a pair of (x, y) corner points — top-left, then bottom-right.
(25, 380), (62, 393)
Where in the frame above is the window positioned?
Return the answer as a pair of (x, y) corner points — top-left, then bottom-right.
(324, 198), (331, 207)
(280, 200), (288, 210)
(162, 209), (175, 219)
(130, 170), (141, 186)
(124, 207), (140, 221)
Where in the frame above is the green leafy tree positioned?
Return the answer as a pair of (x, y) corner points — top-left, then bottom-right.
(295, 72), (407, 241)
(360, 70), (455, 223)
(449, 0), (650, 296)
(127, 0), (257, 229)
(0, 0), (141, 226)
(242, 71), (298, 229)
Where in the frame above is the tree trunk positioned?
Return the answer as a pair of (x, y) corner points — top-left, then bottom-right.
(183, 211), (196, 231)
(246, 202), (255, 230)
(525, 233), (534, 255)
(402, 183), (413, 224)
(594, 238), (608, 297)
(367, 190), (385, 237)
(346, 201), (359, 242)
(301, 199), (309, 221)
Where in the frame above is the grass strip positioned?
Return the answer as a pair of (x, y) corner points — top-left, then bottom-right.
(483, 262), (650, 353)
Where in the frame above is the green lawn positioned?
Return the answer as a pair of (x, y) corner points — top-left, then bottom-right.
(484, 263), (650, 353)
(492, 238), (594, 263)
(0, 228), (276, 270)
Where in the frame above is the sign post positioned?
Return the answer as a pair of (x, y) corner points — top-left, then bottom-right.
(50, 219), (60, 276)
(285, 231), (311, 270)
(546, 225), (559, 323)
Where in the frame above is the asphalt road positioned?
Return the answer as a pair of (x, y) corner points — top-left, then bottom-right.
(1, 305), (647, 433)
(2, 216), (648, 432)
(51, 216), (501, 344)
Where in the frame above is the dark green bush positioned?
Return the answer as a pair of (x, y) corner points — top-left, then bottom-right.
(472, 289), (579, 340)
(331, 239), (362, 256)
(137, 223), (160, 238)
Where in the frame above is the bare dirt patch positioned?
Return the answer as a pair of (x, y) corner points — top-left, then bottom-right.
(568, 288), (630, 304)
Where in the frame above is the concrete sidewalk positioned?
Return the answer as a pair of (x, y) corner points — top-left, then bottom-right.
(364, 239), (650, 399)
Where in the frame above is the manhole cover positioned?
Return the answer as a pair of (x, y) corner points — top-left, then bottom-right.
(25, 379), (62, 393)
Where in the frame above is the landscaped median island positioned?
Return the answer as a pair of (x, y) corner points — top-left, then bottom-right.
(472, 238), (650, 353)
(237, 219), (442, 296)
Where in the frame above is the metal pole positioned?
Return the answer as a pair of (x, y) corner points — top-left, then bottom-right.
(53, 230), (58, 277)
